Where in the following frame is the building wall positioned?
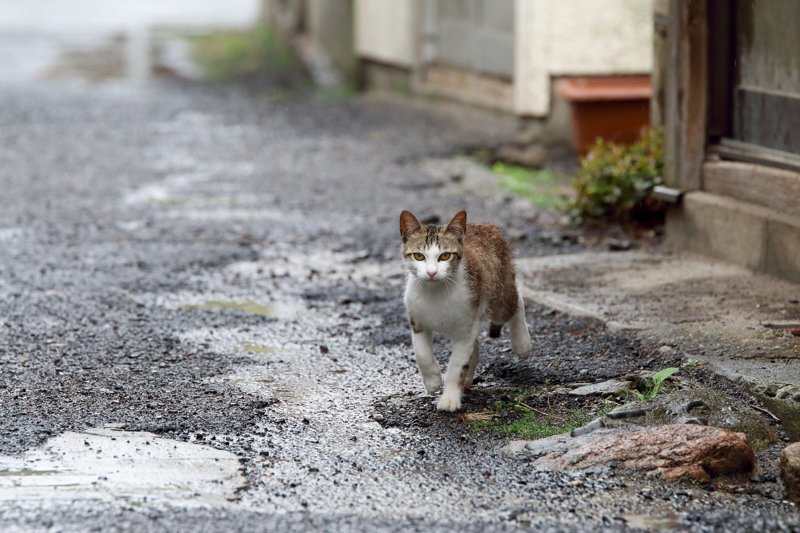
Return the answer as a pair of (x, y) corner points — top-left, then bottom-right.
(352, 0), (652, 117)
(515, 0), (653, 116)
(354, 0), (414, 67)
(306, 0), (356, 82)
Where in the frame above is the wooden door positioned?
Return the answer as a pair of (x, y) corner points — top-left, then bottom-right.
(710, 0), (800, 169)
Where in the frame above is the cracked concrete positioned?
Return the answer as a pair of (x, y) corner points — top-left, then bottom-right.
(516, 250), (800, 440)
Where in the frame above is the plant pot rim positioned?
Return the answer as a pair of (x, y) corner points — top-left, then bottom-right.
(556, 75), (652, 102)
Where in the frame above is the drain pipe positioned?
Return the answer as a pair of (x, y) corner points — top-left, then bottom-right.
(651, 185), (683, 204)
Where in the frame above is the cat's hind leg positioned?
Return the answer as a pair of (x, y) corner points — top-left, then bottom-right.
(509, 294), (532, 358)
(463, 340), (479, 389)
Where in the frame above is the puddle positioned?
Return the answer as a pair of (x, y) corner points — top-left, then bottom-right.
(0, 428), (244, 506)
(181, 299), (304, 319)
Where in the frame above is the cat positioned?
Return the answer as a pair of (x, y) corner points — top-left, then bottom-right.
(400, 209), (532, 411)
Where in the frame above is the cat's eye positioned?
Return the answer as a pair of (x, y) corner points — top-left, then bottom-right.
(438, 252), (452, 261)
(413, 253), (425, 261)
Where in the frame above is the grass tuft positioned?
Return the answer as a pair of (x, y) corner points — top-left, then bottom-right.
(189, 26), (305, 88)
(464, 394), (615, 440)
(491, 162), (571, 211)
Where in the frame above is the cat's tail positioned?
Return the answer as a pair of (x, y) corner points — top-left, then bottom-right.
(488, 323), (503, 338)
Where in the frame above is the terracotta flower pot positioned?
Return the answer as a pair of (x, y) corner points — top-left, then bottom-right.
(556, 75), (652, 155)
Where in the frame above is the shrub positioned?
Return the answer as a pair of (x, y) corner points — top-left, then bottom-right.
(569, 127), (664, 222)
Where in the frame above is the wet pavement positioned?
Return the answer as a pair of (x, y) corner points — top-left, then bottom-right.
(1, 15), (800, 532)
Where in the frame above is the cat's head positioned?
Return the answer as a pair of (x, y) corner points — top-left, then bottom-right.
(399, 210), (466, 283)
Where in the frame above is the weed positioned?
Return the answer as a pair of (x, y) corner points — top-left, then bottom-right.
(682, 358), (699, 368)
(491, 162), (571, 211)
(239, 341), (275, 354)
(633, 367), (679, 401)
(182, 300), (276, 317)
(189, 27), (306, 88)
(464, 393), (615, 440)
(316, 86), (356, 102)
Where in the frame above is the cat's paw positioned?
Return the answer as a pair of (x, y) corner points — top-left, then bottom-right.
(436, 389), (462, 412)
(423, 373), (442, 394)
(511, 334), (532, 358)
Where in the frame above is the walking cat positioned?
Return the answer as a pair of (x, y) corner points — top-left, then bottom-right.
(400, 209), (532, 411)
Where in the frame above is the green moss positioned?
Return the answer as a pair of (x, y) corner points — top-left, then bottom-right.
(492, 162), (571, 211)
(465, 395), (615, 440)
(494, 413), (577, 440)
(239, 341), (276, 353)
(182, 300), (277, 317)
(189, 27), (302, 85)
(316, 86), (356, 102)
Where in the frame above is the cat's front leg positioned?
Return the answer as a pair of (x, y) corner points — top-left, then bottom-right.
(411, 325), (441, 394)
(437, 323), (480, 411)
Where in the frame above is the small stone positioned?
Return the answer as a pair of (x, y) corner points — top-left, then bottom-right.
(496, 144), (546, 168)
(568, 379), (629, 397)
(606, 408), (647, 420)
(791, 327), (800, 337)
(780, 442), (800, 503)
(788, 298), (799, 304)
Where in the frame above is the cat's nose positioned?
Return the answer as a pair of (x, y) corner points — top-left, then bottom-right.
(427, 271), (437, 280)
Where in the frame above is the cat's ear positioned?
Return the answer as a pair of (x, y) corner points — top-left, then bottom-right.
(444, 210), (467, 240)
(399, 210), (424, 242)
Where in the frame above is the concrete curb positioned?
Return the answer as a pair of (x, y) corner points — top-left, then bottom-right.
(515, 249), (800, 440)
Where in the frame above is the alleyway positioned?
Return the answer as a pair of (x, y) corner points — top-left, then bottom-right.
(0, 12), (798, 532)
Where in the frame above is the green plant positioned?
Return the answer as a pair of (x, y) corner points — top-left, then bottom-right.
(682, 358), (699, 368)
(316, 86), (356, 102)
(463, 395), (615, 440)
(492, 162), (571, 211)
(190, 27), (305, 88)
(633, 367), (679, 400)
(569, 127), (664, 222)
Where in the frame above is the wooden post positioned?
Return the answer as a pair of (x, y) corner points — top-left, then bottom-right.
(664, 0), (708, 190)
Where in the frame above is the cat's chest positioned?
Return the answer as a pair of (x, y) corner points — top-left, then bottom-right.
(405, 280), (476, 337)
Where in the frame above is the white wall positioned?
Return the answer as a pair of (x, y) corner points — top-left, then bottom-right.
(354, 0), (414, 67)
(515, 0), (653, 116)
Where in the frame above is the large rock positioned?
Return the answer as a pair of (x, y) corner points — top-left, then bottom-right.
(538, 424), (755, 483)
(780, 442), (800, 503)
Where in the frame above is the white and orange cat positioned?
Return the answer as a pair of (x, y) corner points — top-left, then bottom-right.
(400, 209), (532, 411)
